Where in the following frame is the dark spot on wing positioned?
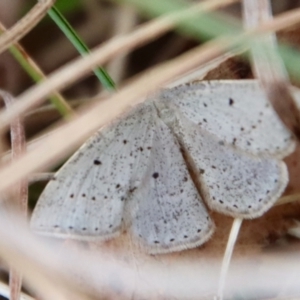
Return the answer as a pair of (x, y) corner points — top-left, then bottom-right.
(94, 159), (101, 165)
(199, 169), (205, 174)
(123, 140), (127, 144)
(129, 187), (137, 193)
(152, 172), (159, 179)
(229, 98), (234, 106)
(116, 184), (120, 189)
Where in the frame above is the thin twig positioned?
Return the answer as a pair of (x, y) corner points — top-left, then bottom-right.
(0, 91), (27, 300)
(0, 0), (56, 54)
(0, 91), (27, 212)
(217, 218), (243, 300)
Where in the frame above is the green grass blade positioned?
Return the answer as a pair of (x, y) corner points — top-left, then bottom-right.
(0, 24), (74, 118)
(47, 5), (116, 90)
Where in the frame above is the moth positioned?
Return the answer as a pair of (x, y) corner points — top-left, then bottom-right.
(30, 80), (295, 254)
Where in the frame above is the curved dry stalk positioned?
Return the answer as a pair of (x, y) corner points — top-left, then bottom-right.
(217, 218), (243, 300)
(0, 91), (27, 300)
(0, 0), (56, 55)
(243, 0), (300, 139)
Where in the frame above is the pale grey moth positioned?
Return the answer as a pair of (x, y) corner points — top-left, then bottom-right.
(30, 80), (295, 254)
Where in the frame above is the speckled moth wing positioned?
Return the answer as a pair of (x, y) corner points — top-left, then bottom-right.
(158, 80), (295, 159)
(164, 110), (288, 218)
(129, 114), (214, 254)
(30, 103), (158, 241)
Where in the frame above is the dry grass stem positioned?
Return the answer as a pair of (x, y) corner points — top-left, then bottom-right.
(0, 90), (27, 300)
(0, 0), (239, 132)
(217, 218), (243, 300)
(0, 2), (300, 299)
(0, 210), (299, 299)
(0, 37), (246, 194)
(0, 4), (300, 195)
(243, 0), (300, 138)
(0, 0), (56, 54)
(0, 1), (300, 136)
